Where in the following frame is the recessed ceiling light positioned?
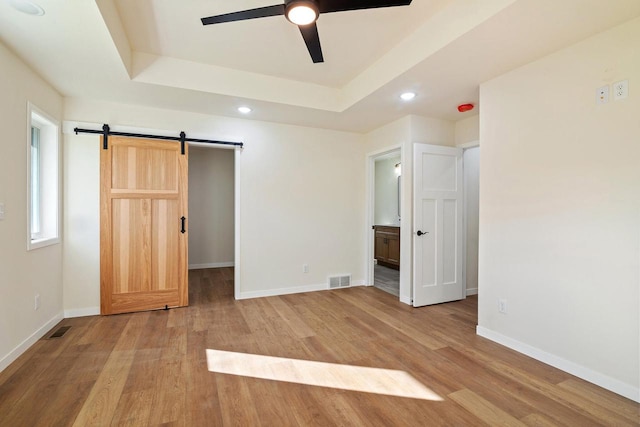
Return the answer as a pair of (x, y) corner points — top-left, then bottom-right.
(237, 106), (252, 114)
(10, 0), (45, 16)
(400, 92), (416, 101)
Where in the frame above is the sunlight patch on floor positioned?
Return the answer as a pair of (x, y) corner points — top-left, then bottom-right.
(206, 349), (443, 401)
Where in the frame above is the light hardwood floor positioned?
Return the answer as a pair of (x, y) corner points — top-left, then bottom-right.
(0, 268), (637, 426)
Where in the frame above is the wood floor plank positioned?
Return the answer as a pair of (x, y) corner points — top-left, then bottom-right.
(109, 389), (154, 426)
(521, 412), (566, 427)
(557, 378), (640, 423)
(71, 349), (135, 426)
(266, 296), (316, 339)
(335, 289), (447, 351)
(184, 345), (224, 427)
(485, 359), (638, 426)
(215, 374), (262, 426)
(0, 267), (637, 427)
(72, 314), (147, 426)
(449, 388), (526, 427)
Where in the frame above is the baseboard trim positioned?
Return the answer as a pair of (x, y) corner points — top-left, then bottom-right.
(238, 283), (329, 300)
(189, 262), (235, 270)
(466, 287), (478, 296)
(476, 326), (640, 403)
(0, 312), (63, 373)
(237, 278), (364, 300)
(64, 307), (100, 318)
(399, 295), (412, 305)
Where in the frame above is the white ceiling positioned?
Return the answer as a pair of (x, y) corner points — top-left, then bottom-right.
(1, 0), (639, 133)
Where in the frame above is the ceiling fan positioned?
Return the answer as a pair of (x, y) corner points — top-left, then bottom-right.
(201, 0), (413, 63)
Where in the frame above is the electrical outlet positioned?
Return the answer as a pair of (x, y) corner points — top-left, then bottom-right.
(498, 298), (507, 314)
(35, 294), (40, 310)
(303, 264), (309, 273)
(613, 80), (628, 100)
(596, 85), (609, 104)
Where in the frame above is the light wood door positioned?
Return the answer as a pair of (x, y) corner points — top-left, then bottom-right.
(100, 136), (188, 315)
(413, 144), (464, 307)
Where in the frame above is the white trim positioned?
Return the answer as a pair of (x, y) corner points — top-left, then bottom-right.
(28, 236), (61, 250)
(64, 307), (100, 318)
(238, 279), (365, 300)
(0, 312), (63, 373)
(476, 326), (640, 403)
(238, 283), (329, 300)
(399, 295), (412, 305)
(234, 147), (241, 300)
(27, 103), (61, 251)
(458, 140), (479, 149)
(461, 149), (467, 300)
(462, 146), (480, 300)
(189, 262), (235, 270)
(365, 145), (405, 303)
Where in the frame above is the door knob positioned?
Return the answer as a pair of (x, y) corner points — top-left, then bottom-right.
(416, 230), (428, 236)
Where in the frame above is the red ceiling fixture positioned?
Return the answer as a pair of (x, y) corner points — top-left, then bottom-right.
(457, 103), (474, 113)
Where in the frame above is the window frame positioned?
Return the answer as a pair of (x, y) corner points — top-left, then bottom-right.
(27, 102), (60, 251)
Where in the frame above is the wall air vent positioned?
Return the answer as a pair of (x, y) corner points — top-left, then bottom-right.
(328, 275), (351, 289)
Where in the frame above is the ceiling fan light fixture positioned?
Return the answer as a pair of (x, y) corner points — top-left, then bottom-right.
(285, 0), (319, 26)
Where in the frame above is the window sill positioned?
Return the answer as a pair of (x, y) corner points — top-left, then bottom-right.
(28, 237), (60, 251)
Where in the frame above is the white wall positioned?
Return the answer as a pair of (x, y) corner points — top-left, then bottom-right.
(62, 133), (100, 317)
(188, 147), (235, 269)
(410, 115), (455, 146)
(455, 114), (479, 146)
(374, 155), (401, 226)
(478, 17), (640, 401)
(63, 98), (366, 309)
(0, 41), (64, 370)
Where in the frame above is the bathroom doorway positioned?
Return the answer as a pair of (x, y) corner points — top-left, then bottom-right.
(372, 150), (401, 297)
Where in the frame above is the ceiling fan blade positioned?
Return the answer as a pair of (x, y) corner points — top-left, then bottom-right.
(201, 4), (285, 25)
(299, 23), (324, 63)
(318, 0), (411, 14)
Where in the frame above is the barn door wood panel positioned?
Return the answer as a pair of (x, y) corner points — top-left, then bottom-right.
(101, 136), (188, 315)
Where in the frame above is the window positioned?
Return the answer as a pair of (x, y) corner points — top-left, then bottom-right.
(27, 103), (60, 250)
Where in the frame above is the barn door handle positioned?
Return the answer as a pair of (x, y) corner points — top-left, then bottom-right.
(416, 230), (428, 236)
(180, 216), (186, 234)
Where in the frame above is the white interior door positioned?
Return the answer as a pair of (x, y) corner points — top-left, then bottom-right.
(413, 144), (464, 307)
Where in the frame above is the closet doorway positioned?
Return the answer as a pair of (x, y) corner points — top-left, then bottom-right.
(188, 145), (236, 297)
(372, 149), (402, 297)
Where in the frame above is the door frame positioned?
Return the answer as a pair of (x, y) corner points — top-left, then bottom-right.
(460, 140), (479, 297)
(188, 142), (242, 300)
(365, 146), (405, 302)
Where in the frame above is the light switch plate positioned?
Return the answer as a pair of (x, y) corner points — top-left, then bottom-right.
(0, 203), (5, 220)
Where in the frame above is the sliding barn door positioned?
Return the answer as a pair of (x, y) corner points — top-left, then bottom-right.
(100, 136), (188, 315)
